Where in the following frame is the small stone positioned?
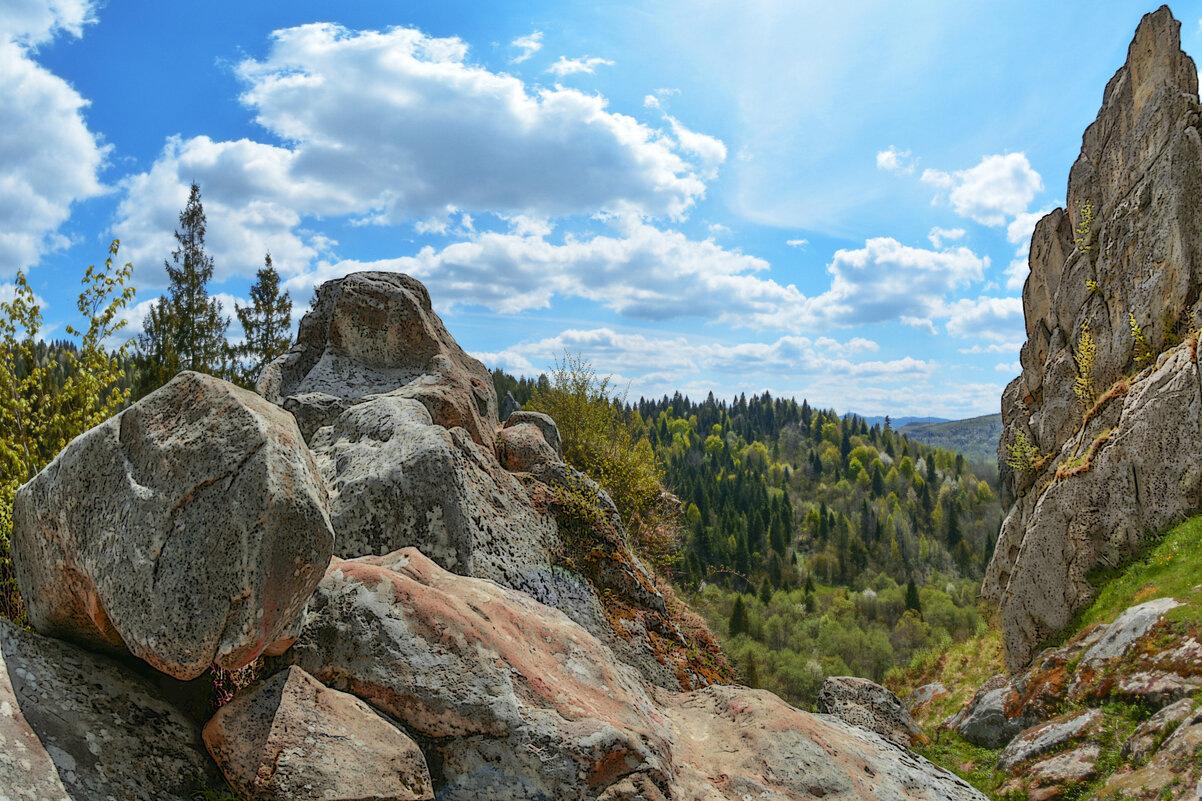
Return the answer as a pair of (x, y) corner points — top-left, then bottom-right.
(203, 666), (433, 801)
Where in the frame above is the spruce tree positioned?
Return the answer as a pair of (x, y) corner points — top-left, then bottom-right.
(233, 253), (292, 386)
(728, 595), (749, 637)
(163, 182), (228, 374)
(905, 579), (922, 615)
(135, 295), (179, 399)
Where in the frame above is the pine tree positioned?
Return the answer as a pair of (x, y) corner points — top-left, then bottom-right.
(946, 498), (962, 548)
(758, 577), (773, 606)
(905, 579), (922, 616)
(728, 595), (749, 637)
(161, 182), (228, 375)
(135, 296), (179, 399)
(233, 253), (292, 387)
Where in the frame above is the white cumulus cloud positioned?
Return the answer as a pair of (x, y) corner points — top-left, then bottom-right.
(922, 153), (1043, 227)
(0, 0), (107, 274)
(116, 23), (724, 285)
(876, 146), (914, 173)
(943, 296), (1024, 343)
(793, 238), (989, 330)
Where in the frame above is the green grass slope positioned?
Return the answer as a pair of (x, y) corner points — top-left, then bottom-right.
(889, 514), (1202, 800)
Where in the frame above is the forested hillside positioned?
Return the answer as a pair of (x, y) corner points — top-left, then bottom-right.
(495, 369), (1004, 706)
(898, 414), (1003, 468)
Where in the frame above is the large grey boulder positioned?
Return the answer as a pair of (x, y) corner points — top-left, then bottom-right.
(12, 371), (334, 679)
(0, 617), (227, 801)
(258, 271), (498, 447)
(944, 676), (1034, 749)
(307, 393), (558, 588)
(203, 665), (433, 801)
(280, 549), (987, 801)
(280, 549), (676, 801)
(816, 675), (927, 747)
(986, 5), (1202, 672)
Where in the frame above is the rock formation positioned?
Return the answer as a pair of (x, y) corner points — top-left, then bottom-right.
(260, 271), (718, 692)
(0, 618), (225, 800)
(4, 269), (989, 800)
(986, 5), (1202, 672)
(11, 371), (334, 679)
(257, 271), (497, 447)
(816, 675), (928, 748)
(203, 666), (434, 801)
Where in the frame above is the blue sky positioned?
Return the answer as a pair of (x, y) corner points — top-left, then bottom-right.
(4, 1), (1200, 418)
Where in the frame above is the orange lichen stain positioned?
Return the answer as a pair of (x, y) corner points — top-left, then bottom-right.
(587, 747), (639, 789)
(1005, 665), (1068, 720)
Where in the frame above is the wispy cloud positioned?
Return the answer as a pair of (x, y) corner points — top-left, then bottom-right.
(546, 55), (614, 76)
(510, 30), (542, 63)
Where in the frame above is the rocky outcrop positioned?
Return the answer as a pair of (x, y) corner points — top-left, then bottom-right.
(203, 666), (433, 801)
(0, 617), (227, 800)
(308, 393), (558, 584)
(279, 548), (987, 801)
(986, 5), (1202, 673)
(258, 271), (497, 447)
(278, 549), (677, 800)
(996, 708), (1102, 771)
(663, 685), (985, 801)
(11, 370), (334, 680)
(261, 271), (721, 692)
(816, 675), (927, 747)
(1102, 702), (1202, 799)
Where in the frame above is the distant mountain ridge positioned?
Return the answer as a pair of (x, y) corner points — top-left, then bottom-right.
(897, 414), (1003, 467)
(854, 414), (949, 429)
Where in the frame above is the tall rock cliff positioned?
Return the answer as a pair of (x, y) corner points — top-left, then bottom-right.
(985, 5), (1202, 673)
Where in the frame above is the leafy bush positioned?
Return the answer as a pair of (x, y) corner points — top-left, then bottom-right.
(526, 352), (678, 568)
(0, 242), (135, 624)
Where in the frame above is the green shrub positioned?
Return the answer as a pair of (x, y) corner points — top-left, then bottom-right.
(527, 352), (678, 568)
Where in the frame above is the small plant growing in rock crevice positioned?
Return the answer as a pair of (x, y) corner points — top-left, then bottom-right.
(1074, 320), (1097, 410)
(1129, 313), (1153, 369)
(1005, 430), (1045, 473)
(1074, 201), (1096, 252)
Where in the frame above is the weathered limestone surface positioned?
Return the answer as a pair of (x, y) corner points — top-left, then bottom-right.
(257, 271), (498, 447)
(986, 5), (1202, 673)
(307, 393), (558, 586)
(279, 549), (987, 801)
(203, 666), (433, 801)
(12, 371), (334, 679)
(816, 675), (927, 747)
(0, 618), (226, 801)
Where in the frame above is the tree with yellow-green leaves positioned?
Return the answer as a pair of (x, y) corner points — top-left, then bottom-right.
(526, 352), (677, 569)
(0, 241), (136, 624)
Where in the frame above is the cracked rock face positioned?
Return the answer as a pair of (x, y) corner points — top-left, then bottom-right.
(985, 5), (1202, 673)
(12, 371), (335, 680)
(0, 617), (227, 801)
(257, 271), (498, 448)
(203, 666), (433, 801)
(280, 549), (989, 801)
